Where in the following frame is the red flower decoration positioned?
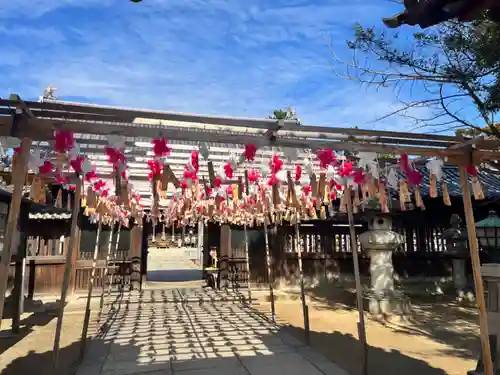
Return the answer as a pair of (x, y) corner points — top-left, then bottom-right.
(54, 131), (74, 153)
(399, 153), (410, 174)
(352, 168), (365, 185)
(407, 169), (423, 186)
(84, 169), (97, 182)
(223, 162), (233, 179)
(191, 151), (199, 172)
(302, 185), (312, 195)
(295, 164), (302, 181)
(152, 138), (171, 157)
(70, 155), (85, 174)
(248, 168), (259, 183)
(243, 144), (257, 162)
(269, 155), (283, 174)
(466, 165), (479, 176)
(316, 149), (336, 169)
(215, 176), (222, 188)
(39, 160), (54, 174)
(339, 162), (353, 178)
(147, 159), (162, 179)
(104, 147), (125, 166)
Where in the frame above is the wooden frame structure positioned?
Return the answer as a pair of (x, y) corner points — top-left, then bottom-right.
(0, 96), (499, 375)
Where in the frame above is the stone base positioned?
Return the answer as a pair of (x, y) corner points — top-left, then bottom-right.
(363, 291), (411, 316)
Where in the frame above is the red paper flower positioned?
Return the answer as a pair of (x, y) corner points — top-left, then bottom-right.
(84, 169), (97, 182)
(94, 180), (106, 191)
(70, 155), (85, 174)
(302, 185), (312, 195)
(316, 149), (336, 169)
(54, 131), (75, 153)
(269, 155), (283, 174)
(248, 168), (259, 183)
(39, 160), (54, 175)
(267, 174), (280, 186)
(407, 169), (423, 186)
(147, 159), (162, 179)
(339, 162), (353, 178)
(399, 154), (410, 174)
(191, 151), (199, 172)
(295, 164), (302, 181)
(152, 138), (171, 157)
(352, 168), (366, 185)
(243, 144), (257, 162)
(223, 162), (233, 179)
(466, 165), (479, 176)
(104, 147), (125, 166)
(215, 176), (222, 188)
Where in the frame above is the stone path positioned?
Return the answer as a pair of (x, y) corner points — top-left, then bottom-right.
(77, 288), (349, 375)
(147, 247), (202, 283)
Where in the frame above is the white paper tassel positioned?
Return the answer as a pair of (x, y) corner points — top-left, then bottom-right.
(426, 158), (444, 181)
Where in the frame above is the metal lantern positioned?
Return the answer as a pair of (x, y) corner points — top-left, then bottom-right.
(476, 211), (500, 249)
(476, 210), (500, 263)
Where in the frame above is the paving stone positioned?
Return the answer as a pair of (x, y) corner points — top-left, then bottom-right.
(76, 287), (350, 375)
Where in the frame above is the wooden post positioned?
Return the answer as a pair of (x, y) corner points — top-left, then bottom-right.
(107, 223), (122, 299)
(0, 138), (31, 331)
(459, 166), (494, 375)
(99, 221), (116, 315)
(345, 186), (368, 375)
(80, 217), (102, 359)
(243, 224), (252, 305)
(12, 233), (27, 334)
(295, 220), (310, 344)
(53, 179), (82, 368)
(263, 222), (276, 322)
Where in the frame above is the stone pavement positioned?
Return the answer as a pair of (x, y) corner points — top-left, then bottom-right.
(77, 288), (349, 375)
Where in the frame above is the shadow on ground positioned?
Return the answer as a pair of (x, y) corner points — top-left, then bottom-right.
(295, 281), (480, 361)
(0, 297), (65, 355)
(282, 324), (447, 375)
(146, 269), (202, 282)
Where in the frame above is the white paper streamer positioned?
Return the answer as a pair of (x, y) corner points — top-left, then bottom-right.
(107, 135), (126, 149)
(357, 152), (379, 179)
(282, 147), (298, 162)
(199, 142), (210, 161)
(275, 169), (287, 182)
(426, 158), (444, 181)
(387, 168), (399, 189)
(304, 157), (314, 176)
(28, 149), (44, 171)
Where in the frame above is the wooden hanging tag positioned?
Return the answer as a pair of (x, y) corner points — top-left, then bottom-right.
(163, 165), (180, 189)
(318, 173), (326, 201)
(244, 170), (250, 195)
(232, 184), (239, 201)
(194, 181), (201, 199)
(208, 161), (216, 188)
(429, 174), (438, 198)
(272, 184), (280, 207)
(471, 177), (485, 200)
(55, 188), (63, 208)
(414, 187), (425, 210)
(238, 176), (243, 198)
(287, 171), (299, 208)
(320, 206), (327, 220)
(161, 164), (169, 190)
(442, 182), (451, 206)
(378, 181), (389, 213)
(310, 174), (318, 197)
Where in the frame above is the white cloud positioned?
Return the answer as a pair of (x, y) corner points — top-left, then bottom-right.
(0, 0), (420, 130)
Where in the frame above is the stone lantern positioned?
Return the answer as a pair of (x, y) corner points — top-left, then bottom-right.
(442, 214), (469, 293)
(359, 213), (408, 315)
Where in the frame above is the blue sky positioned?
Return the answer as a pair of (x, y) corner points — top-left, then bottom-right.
(0, 0), (432, 130)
